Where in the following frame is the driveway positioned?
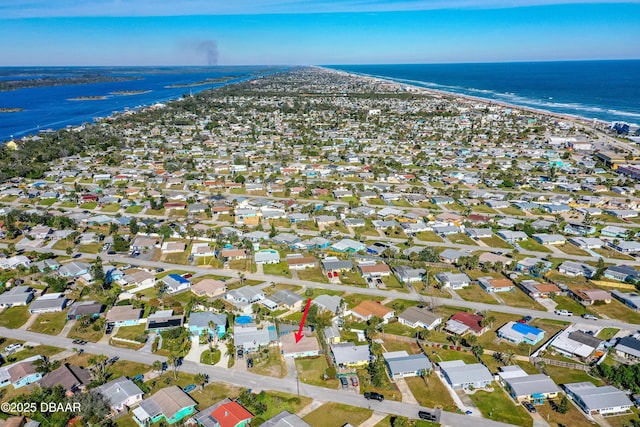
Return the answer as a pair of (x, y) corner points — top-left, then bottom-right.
(395, 378), (418, 404)
(184, 335), (209, 363)
(58, 319), (76, 337)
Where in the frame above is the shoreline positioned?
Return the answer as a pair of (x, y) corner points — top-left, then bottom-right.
(319, 66), (628, 128)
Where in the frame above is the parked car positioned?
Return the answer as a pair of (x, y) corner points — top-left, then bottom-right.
(237, 348), (244, 359)
(554, 309), (573, 316)
(183, 384), (196, 393)
(418, 411), (437, 421)
(582, 313), (599, 320)
(340, 377), (349, 388)
(350, 376), (359, 387)
(523, 402), (537, 413)
(517, 315), (533, 324)
(247, 358), (253, 368)
(364, 392), (384, 402)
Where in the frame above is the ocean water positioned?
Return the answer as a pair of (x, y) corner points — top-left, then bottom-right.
(0, 66), (283, 142)
(327, 61), (640, 126)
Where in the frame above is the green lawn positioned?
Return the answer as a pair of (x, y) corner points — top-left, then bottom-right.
(596, 327), (619, 340)
(252, 391), (312, 426)
(542, 365), (604, 387)
(145, 208), (165, 216)
(455, 285), (499, 305)
(499, 289), (546, 310)
(552, 295), (590, 316)
(384, 321), (420, 338)
(344, 293), (386, 309)
(38, 198), (58, 206)
(303, 403), (373, 427)
(480, 236), (513, 249)
(536, 399), (599, 427)
(405, 374), (458, 412)
(468, 389), (532, 427)
(297, 265), (328, 283)
(416, 231), (444, 243)
(52, 239), (75, 251)
(499, 207), (525, 216)
(591, 298), (640, 324)
(518, 238), (552, 253)
(110, 360), (150, 380)
(593, 247), (635, 260)
(125, 205), (144, 214)
(472, 204), (498, 214)
(382, 274), (406, 291)
(78, 242), (102, 253)
(79, 201), (98, 209)
(448, 233), (478, 246)
(263, 261), (291, 278)
(556, 244), (590, 256)
(27, 310), (69, 335)
(0, 306), (31, 328)
(200, 349), (221, 365)
(339, 270), (367, 286)
(101, 203), (121, 212)
(58, 201), (78, 208)
(295, 356), (339, 389)
(114, 324), (148, 343)
(67, 319), (105, 342)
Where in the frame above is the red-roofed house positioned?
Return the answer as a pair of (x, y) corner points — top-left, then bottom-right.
(444, 312), (487, 336)
(193, 399), (253, 427)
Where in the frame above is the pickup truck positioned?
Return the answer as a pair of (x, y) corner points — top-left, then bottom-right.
(554, 309), (573, 316)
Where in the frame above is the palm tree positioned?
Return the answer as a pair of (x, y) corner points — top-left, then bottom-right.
(503, 350), (516, 366)
(167, 353), (180, 380)
(152, 360), (164, 377)
(194, 373), (206, 391)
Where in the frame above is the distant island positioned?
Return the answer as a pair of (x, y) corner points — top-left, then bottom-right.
(165, 76), (241, 88)
(0, 75), (141, 91)
(0, 108), (23, 113)
(110, 90), (152, 96)
(67, 96), (108, 101)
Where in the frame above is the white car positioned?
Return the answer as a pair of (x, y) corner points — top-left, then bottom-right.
(582, 314), (599, 320)
(554, 309), (573, 316)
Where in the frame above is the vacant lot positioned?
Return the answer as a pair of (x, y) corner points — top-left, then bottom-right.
(251, 347), (287, 378)
(0, 306), (30, 328)
(405, 374), (457, 412)
(303, 403), (372, 427)
(468, 389), (532, 427)
(28, 311), (68, 335)
(295, 356), (339, 389)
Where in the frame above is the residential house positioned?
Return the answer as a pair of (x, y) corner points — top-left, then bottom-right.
(105, 305), (142, 327)
(435, 272), (471, 290)
(438, 360), (493, 390)
(234, 325), (277, 352)
(219, 249), (247, 261)
(39, 363), (92, 395)
(478, 277), (515, 293)
(0, 286), (34, 308)
(146, 310), (184, 333)
(323, 326), (341, 345)
(497, 322), (545, 345)
(225, 286), (265, 306)
(66, 301), (103, 320)
(162, 274), (191, 294)
(28, 293), (67, 314)
(519, 280), (561, 299)
(188, 312), (227, 339)
(532, 234), (566, 245)
(280, 332), (322, 359)
(515, 258), (552, 276)
(312, 295), (343, 316)
(330, 342), (372, 368)
(568, 237), (603, 249)
(393, 266), (425, 284)
(550, 329), (605, 360)
(260, 411), (309, 427)
(497, 230), (528, 243)
(466, 228), (493, 239)
(611, 290), (640, 311)
(439, 249), (468, 264)
(191, 398), (253, 427)
(572, 289), (611, 306)
(444, 312), (486, 336)
(286, 255), (316, 270)
(614, 336), (640, 361)
(263, 290), (304, 311)
(0, 356), (43, 389)
(383, 351), (432, 379)
(499, 366), (560, 404)
(397, 306), (442, 330)
(254, 249), (281, 265)
(358, 263), (391, 278)
(564, 382), (633, 415)
(604, 265), (640, 283)
(558, 261), (596, 278)
(350, 301), (395, 324)
(132, 386), (198, 426)
(190, 279), (226, 298)
(331, 239), (365, 253)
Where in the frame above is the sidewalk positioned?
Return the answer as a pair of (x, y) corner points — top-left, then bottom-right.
(295, 400), (324, 418)
(58, 319), (76, 337)
(359, 412), (388, 427)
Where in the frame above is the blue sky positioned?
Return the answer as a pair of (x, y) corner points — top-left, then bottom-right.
(1, 1), (639, 65)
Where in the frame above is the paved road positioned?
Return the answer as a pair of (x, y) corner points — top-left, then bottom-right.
(0, 327), (516, 427)
(8, 244), (640, 332)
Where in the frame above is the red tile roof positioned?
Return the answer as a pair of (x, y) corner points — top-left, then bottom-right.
(451, 312), (484, 334)
(212, 401), (253, 427)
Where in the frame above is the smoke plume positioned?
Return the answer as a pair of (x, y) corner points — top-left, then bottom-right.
(196, 40), (218, 65)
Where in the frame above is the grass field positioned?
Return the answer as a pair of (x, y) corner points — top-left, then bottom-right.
(79, 201), (98, 209)
(0, 306), (31, 328)
(472, 204), (498, 214)
(251, 347), (287, 378)
(542, 365), (604, 386)
(556, 243), (590, 256)
(303, 403), (373, 427)
(200, 349), (221, 365)
(535, 399), (597, 427)
(448, 233), (478, 246)
(78, 242), (102, 253)
(114, 324), (147, 342)
(596, 327), (619, 340)
(28, 310), (68, 335)
(263, 261), (291, 278)
(468, 389), (532, 427)
(405, 374), (457, 412)
(125, 205), (144, 214)
(519, 238), (552, 253)
(145, 208), (165, 216)
(499, 289), (546, 310)
(499, 207), (525, 216)
(593, 247), (635, 260)
(416, 231), (444, 243)
(343, 293), (385, 309)
(480, 236), (513, 249)
(339, 270), (367, 287)
(295, 356), (339, 389)
(297, 265), (328, 283)
(67, 321), (104, 342)
(552, 295), (590, 316)
(591, 298), (640, 324)
(101, 203), (121, 212)
(455, 285), (499, 305)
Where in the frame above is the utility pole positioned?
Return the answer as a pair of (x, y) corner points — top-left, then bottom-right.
(296, 375), (300, 397)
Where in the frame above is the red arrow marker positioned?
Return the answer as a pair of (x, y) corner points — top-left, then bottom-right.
(295, 298), (312, 343)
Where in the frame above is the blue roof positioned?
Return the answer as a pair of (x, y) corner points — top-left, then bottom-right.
(512, 322), (543, 336)
(168, 274), (190, 284)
